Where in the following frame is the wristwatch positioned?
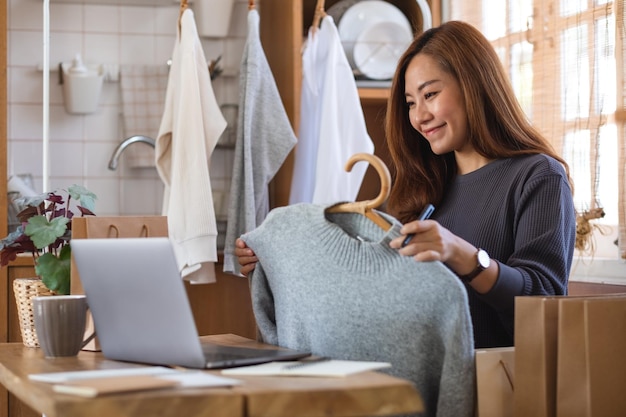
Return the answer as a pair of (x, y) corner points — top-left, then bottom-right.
(458, 249), (490, 283)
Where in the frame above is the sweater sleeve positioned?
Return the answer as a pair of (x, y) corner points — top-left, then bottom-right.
(248, 264), (278, 346)
(479, 171), (576, 315)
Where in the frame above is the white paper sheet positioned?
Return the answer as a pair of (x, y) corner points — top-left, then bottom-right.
(221, 360), (391, 377)
(30, 366), (241, 388)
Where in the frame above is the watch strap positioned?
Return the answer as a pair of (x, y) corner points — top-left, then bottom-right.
(458, 249), (489, 283)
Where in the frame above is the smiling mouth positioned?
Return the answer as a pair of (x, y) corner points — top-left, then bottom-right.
(422, 123), (445, 136)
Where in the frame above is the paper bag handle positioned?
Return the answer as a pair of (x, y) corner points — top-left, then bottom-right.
(108, 225), (119, 238)
(107, 224), (150, 238)
(499, 359), (514, 390)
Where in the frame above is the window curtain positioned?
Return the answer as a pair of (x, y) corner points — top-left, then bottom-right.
(447, 0), (626, 258)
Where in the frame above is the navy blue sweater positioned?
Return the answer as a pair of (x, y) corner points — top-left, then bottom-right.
(435, 154), (576, 348)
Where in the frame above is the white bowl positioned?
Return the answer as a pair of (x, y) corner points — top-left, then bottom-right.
(338, 0), (412, 70)
(352, 20), (412, 80)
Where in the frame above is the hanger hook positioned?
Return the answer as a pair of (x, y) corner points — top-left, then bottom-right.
(344, 153), (390, 210)
(178, 0), (188, 33)
(312, 0), (327, 30)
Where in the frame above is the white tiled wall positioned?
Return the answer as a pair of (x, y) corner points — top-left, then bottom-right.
(7, 0), (253, 216)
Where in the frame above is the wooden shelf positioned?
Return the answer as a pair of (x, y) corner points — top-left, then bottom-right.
(359, 88), (390, 103)
(303, 0), (433, 37)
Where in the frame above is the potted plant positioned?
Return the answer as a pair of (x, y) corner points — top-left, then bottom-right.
(1, 184), (97, 293)
(0, 184), (96, 347)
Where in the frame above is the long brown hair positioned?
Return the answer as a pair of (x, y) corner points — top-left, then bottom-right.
(385, 20), (572, 223)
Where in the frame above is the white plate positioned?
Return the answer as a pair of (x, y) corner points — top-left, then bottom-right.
(352, 20), (412, 80)
(326, 0), (360, 26)
(416, 0), (433, 31)
(338, 0), (412, 69)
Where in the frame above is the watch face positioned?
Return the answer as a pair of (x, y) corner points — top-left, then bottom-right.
(477, 249), (490, 269)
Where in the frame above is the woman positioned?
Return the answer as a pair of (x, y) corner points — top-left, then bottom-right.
(236, 20), (576, 348)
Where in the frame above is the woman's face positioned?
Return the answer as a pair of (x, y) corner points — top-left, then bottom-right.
(404, 53), (469, 155)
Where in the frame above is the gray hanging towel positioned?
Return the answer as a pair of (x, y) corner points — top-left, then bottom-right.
(222, 8), (297, 276)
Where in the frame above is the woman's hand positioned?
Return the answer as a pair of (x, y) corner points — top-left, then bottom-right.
(235, 238), (258, 277)
(389, 219), (458, 262)
(390, 219), (498, 293)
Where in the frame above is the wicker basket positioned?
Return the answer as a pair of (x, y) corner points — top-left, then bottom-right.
(13, 278), (55, 347)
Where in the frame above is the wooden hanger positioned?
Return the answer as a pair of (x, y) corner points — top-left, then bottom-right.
(311, 0), (327, 31)
(326, 153), (393, 231)
(248, 0), (255, 11)
(178, 0), (188, 33)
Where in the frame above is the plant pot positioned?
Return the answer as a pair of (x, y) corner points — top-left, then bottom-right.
(13, 278), (55, 347)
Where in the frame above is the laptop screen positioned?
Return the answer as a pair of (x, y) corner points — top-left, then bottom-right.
(71, 237), (309, 369)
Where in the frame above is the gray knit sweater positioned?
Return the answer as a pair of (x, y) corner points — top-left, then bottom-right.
(242, 204), (475, 417)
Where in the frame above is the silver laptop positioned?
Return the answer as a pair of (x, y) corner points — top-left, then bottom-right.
(70, 237), (310, 369)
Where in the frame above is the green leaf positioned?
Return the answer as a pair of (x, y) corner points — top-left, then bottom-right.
(68, 184), (97, 212)
(24, 216), (70, 249)
(36, 246), (71, 295)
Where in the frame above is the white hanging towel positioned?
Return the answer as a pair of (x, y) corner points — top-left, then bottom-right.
(289, 15), (374, 205)
(222, 9), (298, 276)
(155, 8), (226, 284)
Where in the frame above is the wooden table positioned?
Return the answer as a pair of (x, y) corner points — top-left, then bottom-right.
(0, 334), (423, 417)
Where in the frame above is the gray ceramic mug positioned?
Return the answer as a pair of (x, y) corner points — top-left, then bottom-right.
(32, 295), (94, 357)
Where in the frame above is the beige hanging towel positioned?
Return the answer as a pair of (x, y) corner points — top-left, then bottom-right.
(155, 7), (227, 284)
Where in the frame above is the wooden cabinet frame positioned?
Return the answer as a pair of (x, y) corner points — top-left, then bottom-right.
(1, 2), (10, 416)
(1, 0), (7, 345)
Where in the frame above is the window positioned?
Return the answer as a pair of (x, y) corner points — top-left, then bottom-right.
(446, 0), (625, 262)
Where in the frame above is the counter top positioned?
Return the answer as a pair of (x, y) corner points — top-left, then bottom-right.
(0, 334), (424, 417)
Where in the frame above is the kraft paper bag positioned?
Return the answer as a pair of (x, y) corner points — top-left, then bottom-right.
(70, 216), (168, 351)
(514, 296), (561, 417)
(556, 297), (595, 417)
(475, 347), (515, 417)
(556, 295), (626, 417)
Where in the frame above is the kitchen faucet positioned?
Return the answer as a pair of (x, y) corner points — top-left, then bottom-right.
(108, 135), (156, 170)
